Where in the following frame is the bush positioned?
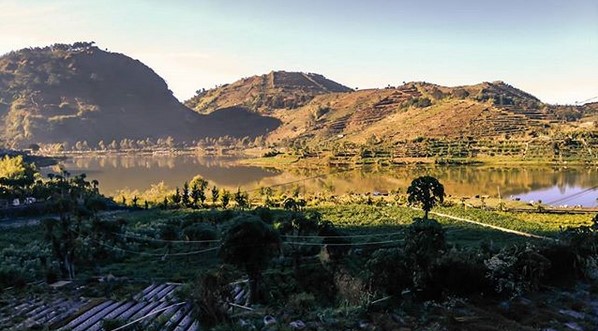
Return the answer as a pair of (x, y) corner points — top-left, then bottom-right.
(557, 224), (598, 280)
(182, 223), (217, 242)
(404, 218), (446, 268)
(538, 243), (580, 285)
(485, 244), (551, 298)
(189, 265), (239, 328)
(365, 248), (411, 296)
(0, 267), (27, 289)
(334, 266), (369, 305)
(430, 249), (492, 296)
(294, 261), (336, 302)
(287, 292), (317, 315)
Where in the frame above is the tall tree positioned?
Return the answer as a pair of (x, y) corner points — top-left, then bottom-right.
(210, 185), (219, 206)
(220, 189), (230, 209)
(407, 176), (445, 219)
(234, 188), (248, 210)
(182, 181), (190, 207)
(220, 217), (280, 304)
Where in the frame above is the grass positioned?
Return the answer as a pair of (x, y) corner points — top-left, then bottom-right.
(313, 204), (536, 247)
(436, 206), (593, 237)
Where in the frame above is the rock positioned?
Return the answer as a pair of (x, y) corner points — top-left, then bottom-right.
(264, 315), (277, 326)
(358, 320), (371, 329)
(559, 309), (585, 320)
(519, 297), (532, 305)
(391, 313), (406, 325)
(239, 319), (255, 329)
(564, 321), (583, 331)
(289, 320), (306, 329)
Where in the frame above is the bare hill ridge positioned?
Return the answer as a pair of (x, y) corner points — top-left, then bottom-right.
(184, 71), (352, 114)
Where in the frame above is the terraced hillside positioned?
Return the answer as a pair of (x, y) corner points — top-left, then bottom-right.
(189, 75), (595, 147)
(266, 83), (568, 145)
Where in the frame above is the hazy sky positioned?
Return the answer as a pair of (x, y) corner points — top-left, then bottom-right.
(1, 0), (596, 104)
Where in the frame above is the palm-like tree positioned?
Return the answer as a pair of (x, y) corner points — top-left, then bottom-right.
(407, 176), (445, 219)
(220, 217), (280, 304)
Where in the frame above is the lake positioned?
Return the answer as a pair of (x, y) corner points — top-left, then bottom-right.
(46, 154), (598, 207)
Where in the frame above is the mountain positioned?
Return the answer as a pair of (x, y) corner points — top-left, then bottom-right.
(185, 71), (352, 114)
(0, 43), (280, 147)
(188, 76), (595, 145)
(1, 43), (592, 149)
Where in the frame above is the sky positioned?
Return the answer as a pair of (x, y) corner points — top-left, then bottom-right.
(0, 0), (596, 104)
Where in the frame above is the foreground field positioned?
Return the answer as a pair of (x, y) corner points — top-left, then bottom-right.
(1, 205), (593, 286)
(1, 204), (597, 330)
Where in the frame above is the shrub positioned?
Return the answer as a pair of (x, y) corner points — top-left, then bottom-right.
(365, 248), (411, 296)
(182, 223), (217, 242)
(430, 249), (492, 296)
(189, 265), (239, 328)
(404, 218), (446, 268)
(485, 244), (551, 297)
(538, 243), (580, 285)
(404, 218), (446, 290)
(334, 266), (370, 305)
(294, 260), (336, 302)
(287, 292), (317, 315)
(220, 217), (280, 304)
(557, 223), (598, 280)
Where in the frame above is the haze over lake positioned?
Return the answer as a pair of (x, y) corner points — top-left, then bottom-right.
(46, 154), (598, 207)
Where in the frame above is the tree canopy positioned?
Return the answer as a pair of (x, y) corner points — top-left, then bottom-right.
(220, 216), (280, 303)
(407, 176), (445, 219)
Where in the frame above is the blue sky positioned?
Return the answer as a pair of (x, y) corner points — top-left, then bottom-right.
(1, 0), (596, 104)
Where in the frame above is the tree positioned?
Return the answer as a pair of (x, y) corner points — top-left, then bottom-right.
(234, 188), (248, 210)
(0, 155), (38, 190)
(182, 182), (190, 207)
(172, 187), (182, 206)
(220, 189), (230, 209)
(210, 185), (219, 206)
(220, 217), (280, 304)
(91, 179), (100, 194)
(407, 176), (445, 219)
(283, 197), (298, 211)
(190, 183), (200, 207)
(44, 216), (78, 279)
(190, 176), (208, 206)
(259, 187), (274, 207)
(28, 143), (40, 152)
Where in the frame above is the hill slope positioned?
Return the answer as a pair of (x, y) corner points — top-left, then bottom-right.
(189, 76), (594, 145)
(185, 71), (352, 114)
(0, 43), (280, 147)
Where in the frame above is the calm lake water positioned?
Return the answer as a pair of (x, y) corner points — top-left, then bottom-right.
(47, 154), (598, 207)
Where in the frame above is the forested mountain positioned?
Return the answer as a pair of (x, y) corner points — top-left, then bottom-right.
(0, 43), (279, 147)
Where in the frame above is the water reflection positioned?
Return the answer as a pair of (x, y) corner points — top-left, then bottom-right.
(48, 155), (598, 207)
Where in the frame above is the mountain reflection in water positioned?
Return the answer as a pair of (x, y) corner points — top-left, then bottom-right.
(45, 155), (598, 207)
